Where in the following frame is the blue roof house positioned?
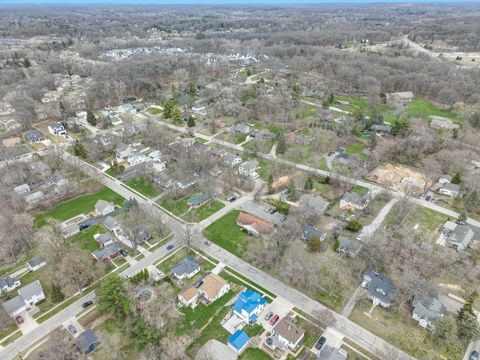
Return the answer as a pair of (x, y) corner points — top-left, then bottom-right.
(233, 289), (266, 324)
(227, 329), (250, 354)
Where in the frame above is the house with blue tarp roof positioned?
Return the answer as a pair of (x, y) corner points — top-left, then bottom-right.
(227, 329), (249, 354)
(233, 289), (266, 324)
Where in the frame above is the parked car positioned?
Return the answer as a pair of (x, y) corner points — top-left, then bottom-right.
(269, 314), (279, 325)
(227, 195), (237, 202)
(315, 336), (326, 350)
(204, 240), (211, 246)
(425, 195), (432, 201)
(470, 351), (479, 360)
(119, 248), (128, 257)
(265, 207), (272, 213)
(82, 300), (94, 309)
(264, 311), (273, 321)
(269, 208), (277, 214)
(166, 244), (174, 251)
(68, 324), (77, 334)
(15, 316), (24, 325)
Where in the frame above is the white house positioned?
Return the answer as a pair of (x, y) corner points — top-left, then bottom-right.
(412, 293), (446, 330)
(233, 289), (266, 324)
(115, 144), (135, 162)
(239, 160), (259, 178)
(438, 182), (460, 197)
(48, 123), (67, 136)
(272, 315), (305, 350)
(26, 257), (47, 272)
(14, 184), (30, 194)
(95, 200), (115, 216)
(0, 276), (21, 293)
(18, 280), (46, 307)
(127, 151), (146, 166)
(171, 258), (201, 280)
(362, 270), (396, 309)
(340, 191), (369, 211)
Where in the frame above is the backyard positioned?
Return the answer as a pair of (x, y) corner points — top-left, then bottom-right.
(124, 177), (160, 198)
(159, 194), (225, 222)
(35, 187), (125, 227)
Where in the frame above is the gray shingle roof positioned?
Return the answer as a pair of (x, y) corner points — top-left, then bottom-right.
(75, 330), (100, 353)
(342, 192), (369, 207)
(0, 276), (20, 290)
(303, 224), (325, 241)
(317, 345), (347, 360)
(367, 272), (395, 305)
(17, 280), (44, 301)
(171, 257), (201, 278)
(92, 242), (121, 261)
(2, 295), (26, 316)
(26, 256), (46, 268)
(413, 293), (446, 324)
(96, 233), (113, 246)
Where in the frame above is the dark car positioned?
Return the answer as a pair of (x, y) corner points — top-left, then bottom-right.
(227, 195), (237, 202)
(269, 208), (277, 214)
(166, 244), (174, 251)
(470, 351), (479, 360)
(315, 336), (326, 350)
(15, 315), (24, 325)
(82, 300), (94, 309)
(425, 195), (432, 201)
(119, 248), (128, 257)
(67, 324), (77, 334)
(79, 223), (91, 231)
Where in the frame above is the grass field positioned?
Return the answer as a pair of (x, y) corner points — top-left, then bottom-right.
(346, 142), (365, 155)
(159, 195), (191, 216)
(203, 210), (249, 257)
(183, 200), (225, 222)
(406, 99), (457, 122)
(69, 224), (102, 252)
(146, 107), (162, 115)
(35, 187), (125, 227)
(352, 185), (369, 196)
(125, 177), (160, 198)
(239, 348), (272, 360)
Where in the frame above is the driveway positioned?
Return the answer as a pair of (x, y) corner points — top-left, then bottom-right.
(259, 297), (294, 333)
(17, 311), (39, 334)
(239, 200), (286, 226)
(361, 198), (399, 238)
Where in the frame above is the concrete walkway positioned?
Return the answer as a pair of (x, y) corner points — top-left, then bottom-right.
(341, 286), (364, 318)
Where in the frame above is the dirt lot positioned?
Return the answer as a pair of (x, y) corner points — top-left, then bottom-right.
(365, 163), (432, 194)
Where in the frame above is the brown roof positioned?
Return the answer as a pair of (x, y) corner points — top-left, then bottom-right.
(273, 316), (305, 345)
(179, 286), (198, 302)
(199, 274), (229, 300)
(236, 213), (273, 235)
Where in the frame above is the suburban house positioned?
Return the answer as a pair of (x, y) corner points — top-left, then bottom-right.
(271, 315), (305, 350)
(239, 160), (259, 179)
(128, 225), (151, 243)
(429, 115), (459, 130)
(412, 292), (446, 330)
(95, 200), (115, 216)
(156, 173), (175, 189)
(26, 256), (47, 272)
(104, 216), (121, 232)
(127, 151), (146, 167)
(23, 130), (46, 143)
(176, 175), (198, 191)
(148, 150), (162, 161)
(2, 280), (46, 318)
(211, 148), (227, 160)
(223, 152), (242, 167)
(233, 289), (266, 324)
(228, 329), (250, 354)
(92, 242), (122, 261)
(285, 132), (313, 145)
(340, 191), (370, 211)
(115, 144), (135, 162)
(317, 346), (348, 360)
(94, 233), (115, 247)
(178, 286), (200, 308)
(178, 273), (230, 308)
(236, 213), (274, 236)
(370, 124), (391, 134)
(386, 91), (414, 105)
(362, 270), (396, 309)
(24, 191), (44, 205)
(171, 257), (201, 280)
(439, 221), (475, 251)
(302, 224), (326, 242)
(232, 123), (251, 135)
(251, 129), (276, 140)
(75, 330), (101, 354)
(198, 273), (231, 303)
(337, 236), (363, 257)
(187, 193), (212, 209)
(14, 184), (30, 194)
(48, 122), (67, 136)
(0, 276), (21, 293)
(438, 182), (460, 197)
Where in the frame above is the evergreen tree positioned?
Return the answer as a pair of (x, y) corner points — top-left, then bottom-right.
(451, 172), (461, 185)
(188, 81), (196, 95)
(187, 116), (196, 128)
(97, 275), (132, 321)
(457, 291), (480, 340)
(304, 176), (314, 190)
(287, 179), (298, 201)
(333, 238), (340, 252)
(307, 235), (322, 253)
(51, 283), (64, 303)
(267, 174), (274, 194)
(86, 110), (97, 126)
(391, 118), (409, 136)
(458, 211), (468, 224)
(73, 141), (87, 159)
(277, 132), (286, 154)
(172, 106), (183, 125)
(162, 99), (176, 118)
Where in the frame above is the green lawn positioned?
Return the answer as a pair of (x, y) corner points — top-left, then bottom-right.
(239, 348), (272, 360)
(295, 317), (321, 348)
(183, 200), (225, 222)
(203, 210), (249, 257)
(69, 224), (102, 252)
(406, 99), (457, 122)
(318, 157), (328, 171)
(35, 187), (125, 227)
(346, 143), (364, 155)
(383, 204), (449, 234)
(188, 306), (231, 352)
(352, 185), (369, 196)
(159, 195), (191, 216)
(349, 302), (465, 359)
(146, 107), (162, 115)
(177, 289), (236, 335)
(125, 177), (160, 198)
